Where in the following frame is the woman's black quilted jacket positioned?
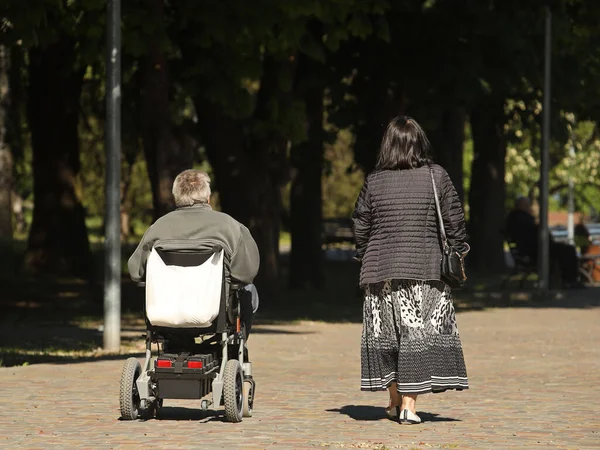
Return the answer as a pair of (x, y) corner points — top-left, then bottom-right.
(352, 164), (468, 287)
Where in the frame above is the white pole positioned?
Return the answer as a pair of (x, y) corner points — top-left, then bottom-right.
(104, 0), (122, 351)
(567, 142), (575, 244)
(538, 7), (551, 294)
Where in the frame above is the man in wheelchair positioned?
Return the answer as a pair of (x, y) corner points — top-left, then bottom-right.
(128, 168), (260, 347)
(128, 169), (260, 342)
(121, 169), (260, 422)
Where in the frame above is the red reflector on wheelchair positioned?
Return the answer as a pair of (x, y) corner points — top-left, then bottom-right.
(156, 359), (172, 368)
(187, 361), (203, 369)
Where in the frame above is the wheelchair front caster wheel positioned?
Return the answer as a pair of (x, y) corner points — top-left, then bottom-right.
(200, 399), (210, 411)
(243, 380), (254, 417)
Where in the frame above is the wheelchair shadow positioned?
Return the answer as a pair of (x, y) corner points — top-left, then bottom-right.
(326, 405), (460, 423)
(148, 406), (227, 422)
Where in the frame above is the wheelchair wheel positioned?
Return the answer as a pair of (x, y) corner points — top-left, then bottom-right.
(119, 358), (142, 420)
(223, 360), (243, 423)
(242, 380), (254, 417)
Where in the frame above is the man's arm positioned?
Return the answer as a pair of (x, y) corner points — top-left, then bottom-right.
(230, 225), (260, 284)
(127, 227), (158, 282)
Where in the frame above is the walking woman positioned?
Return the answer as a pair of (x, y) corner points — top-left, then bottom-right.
(352, 116), (469, 425)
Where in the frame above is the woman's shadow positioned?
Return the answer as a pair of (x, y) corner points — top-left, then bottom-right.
(326, 405), (460, 423)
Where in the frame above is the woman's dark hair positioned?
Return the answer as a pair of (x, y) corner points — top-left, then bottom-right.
(375, 116), (433, 170)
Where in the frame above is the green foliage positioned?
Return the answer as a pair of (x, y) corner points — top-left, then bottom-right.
(171, 0), (388, 127)
(504, 109), (600, 215)
(322, 129), (364, 219)
(462, 122), (474, 219)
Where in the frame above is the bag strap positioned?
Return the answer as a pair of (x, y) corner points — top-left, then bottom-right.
(429, 167), (448, 248)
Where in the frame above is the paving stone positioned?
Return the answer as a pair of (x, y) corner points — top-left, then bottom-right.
(1, 298), (599, 449)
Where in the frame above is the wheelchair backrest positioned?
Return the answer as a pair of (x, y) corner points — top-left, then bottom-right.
(145, 245), (226, 329)
(155, 245), (223, 267)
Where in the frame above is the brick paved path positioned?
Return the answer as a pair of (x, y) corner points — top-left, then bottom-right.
(1, 295), (600, 449)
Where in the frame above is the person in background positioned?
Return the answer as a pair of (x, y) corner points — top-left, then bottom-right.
(352, 116), (469, 425)
(574, 217), (591, 255)
(505, 196), (581, 287)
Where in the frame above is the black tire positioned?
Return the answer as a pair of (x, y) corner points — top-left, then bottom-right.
(119, 358), (142, 420)
(223, 359), (243, 423)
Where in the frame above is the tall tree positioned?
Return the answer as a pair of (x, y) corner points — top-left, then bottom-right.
(137, 0), (193, 219)
(468, 94), (507, 272)
(289, 52), (326, 289)
(431, 106), (467, 203)
(2, 0), (107, 277)
(189, 55), (295, 301)
(288, 6), (388, 289)
(25, 36), (92, 277)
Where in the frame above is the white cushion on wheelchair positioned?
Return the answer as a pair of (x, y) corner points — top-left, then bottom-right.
(145, 248), (224, 328)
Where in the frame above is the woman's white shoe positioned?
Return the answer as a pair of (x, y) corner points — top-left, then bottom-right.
(399, 409), (421, 424)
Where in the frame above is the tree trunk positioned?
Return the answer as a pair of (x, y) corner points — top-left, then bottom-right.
(7, 46), (24, 162)
(0, 45), (12, 239)
(0, 151), (11, 239)
(289, 55), (325, 289)
(432, 105), (466, 204)
(194, 97), (284, 302)
(141, 0), (193, 220)
(120, 158), (135, 240)
(191, 57), (293, 303)
(468, 96), (507, 273)
(352, 73), (408, 171)
(25, 40), (93, 278)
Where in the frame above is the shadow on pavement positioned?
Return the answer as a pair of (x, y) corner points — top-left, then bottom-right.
(326, 405), (460, 423)
(153, 406), (219, 422)
(418, 411), (461, 423)
(326, 405), (386, 421)
(135, 406), (229, 423)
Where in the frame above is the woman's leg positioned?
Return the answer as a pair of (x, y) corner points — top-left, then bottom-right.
(400, 393), (418, 413)
(387, 383), (402, 409)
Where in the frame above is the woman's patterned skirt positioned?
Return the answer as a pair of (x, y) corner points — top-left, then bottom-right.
(361, 279), (468, 394)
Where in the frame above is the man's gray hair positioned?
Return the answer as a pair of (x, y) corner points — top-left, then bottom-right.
(172, 170), (211, 207)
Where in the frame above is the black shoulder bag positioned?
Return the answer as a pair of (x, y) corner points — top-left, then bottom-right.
(429, 168), (467, 288)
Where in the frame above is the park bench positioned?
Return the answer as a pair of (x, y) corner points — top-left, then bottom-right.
(322, 218), (354, 246)
(501, 241), (537, 288)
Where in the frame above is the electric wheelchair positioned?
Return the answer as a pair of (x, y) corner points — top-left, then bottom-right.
(119, 242), (255, 423)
